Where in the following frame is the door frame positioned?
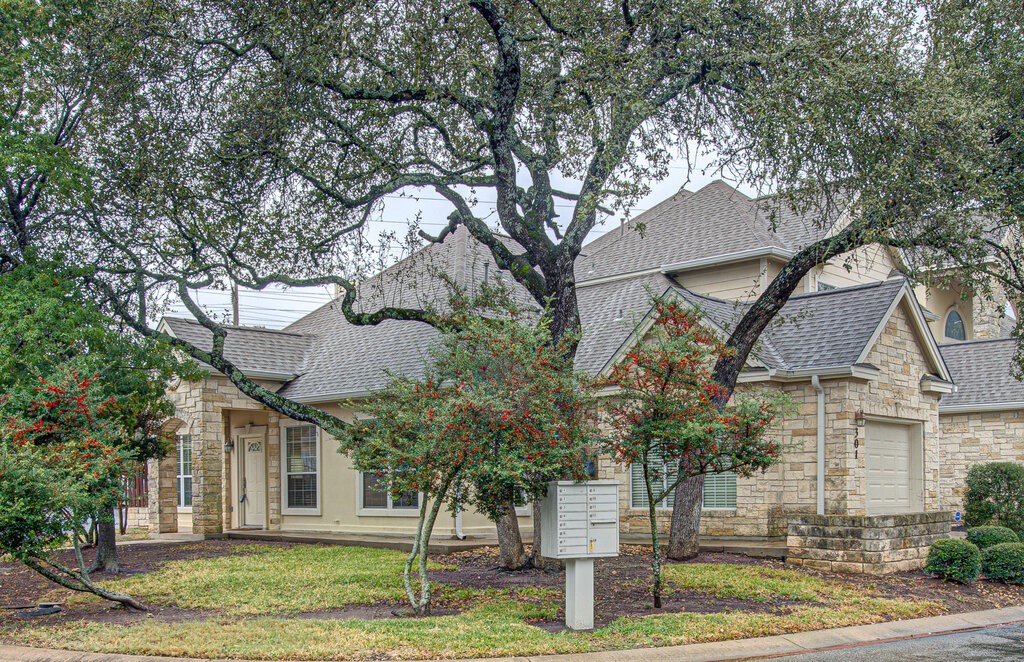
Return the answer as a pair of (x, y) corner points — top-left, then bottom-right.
(232, 425), (268, 529)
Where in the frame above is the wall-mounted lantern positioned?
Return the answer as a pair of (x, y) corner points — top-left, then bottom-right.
(224, 439), (234, 453)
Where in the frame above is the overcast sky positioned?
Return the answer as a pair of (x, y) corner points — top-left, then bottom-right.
(162, 158), (732, 329)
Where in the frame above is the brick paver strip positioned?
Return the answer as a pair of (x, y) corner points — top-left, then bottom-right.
(3, 605), (1024, 662)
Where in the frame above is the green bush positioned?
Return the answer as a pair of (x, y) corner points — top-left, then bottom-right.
(981, 543), (1024, 584)
(925, 539), (981, 583)
(966, 526), (1020, 549)
(964, 462), (1024, 535)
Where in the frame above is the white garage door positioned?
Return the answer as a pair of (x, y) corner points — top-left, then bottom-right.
(865, 421), (922, 515)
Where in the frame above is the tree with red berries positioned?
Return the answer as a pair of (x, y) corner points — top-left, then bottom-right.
(0, 371), (146, 610)
(599, 297), (789, 608)
(340, 283), (594, 616)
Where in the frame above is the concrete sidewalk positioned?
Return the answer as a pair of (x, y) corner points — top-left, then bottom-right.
(3, 605), (1024, 662)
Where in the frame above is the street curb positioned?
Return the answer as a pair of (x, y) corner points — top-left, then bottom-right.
(3, 605), (1024, 662)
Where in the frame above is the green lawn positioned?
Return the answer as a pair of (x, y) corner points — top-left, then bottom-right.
(1, 544), (942, 660)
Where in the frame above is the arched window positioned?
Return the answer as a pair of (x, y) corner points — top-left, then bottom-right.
(945, 310), (967, 341)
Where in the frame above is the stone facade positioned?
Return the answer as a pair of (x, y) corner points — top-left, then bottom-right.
(972, 281), (1008, 339)
(157, 375), (281, 535)
(123, 507), (149, 529)
(601, 304), (944, 540)
(939, 409), (1024, 514)
(787, 512), (951, 573)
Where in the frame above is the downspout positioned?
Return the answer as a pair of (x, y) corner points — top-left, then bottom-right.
(811, 375), (826, 516)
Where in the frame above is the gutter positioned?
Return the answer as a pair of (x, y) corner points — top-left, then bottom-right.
(939, 402), (1024, 415)
(576, 247), (796, 289)
(736, 364), (880, 384)
(811, 375), (826, 516)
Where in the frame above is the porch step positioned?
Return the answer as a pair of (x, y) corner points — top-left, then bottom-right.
(620, 533), (787, 559)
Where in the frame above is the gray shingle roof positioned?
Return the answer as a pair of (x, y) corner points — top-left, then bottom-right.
(576, 181), (845, 283)
(277, 226), (536, 400)
(939, 339), (1024, 410)
(161, 318), (311, 378)
(577, 275), (911, 376)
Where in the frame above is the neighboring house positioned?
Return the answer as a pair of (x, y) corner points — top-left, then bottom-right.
(146, 180), (1020, 572)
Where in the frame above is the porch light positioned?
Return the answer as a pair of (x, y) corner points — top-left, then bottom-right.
(224, 439), (234, 453)
(854, 410), (865, 427)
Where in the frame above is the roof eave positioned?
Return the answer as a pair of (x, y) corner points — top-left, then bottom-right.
(940, 402), (1024, 414)
(736, 364), (881, 384)
(660, 246), (796, 274)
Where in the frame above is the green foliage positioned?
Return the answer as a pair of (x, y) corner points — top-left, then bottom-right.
(964, 462), (1024, 535)
(340, 283), (593, 523)
(924, 539), (981, 583)
(966, 526), (1020, 550)
(0, 265), (193, 462)
(0, 371), (134, 560)
(980, 542), (1024, 584)
(338, 282), (594, 613)
(598, 296), (790, 606)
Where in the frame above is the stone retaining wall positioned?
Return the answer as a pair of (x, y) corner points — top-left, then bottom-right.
(787, 512), (951, 574)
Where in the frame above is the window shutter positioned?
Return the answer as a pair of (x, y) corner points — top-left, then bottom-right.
(631, 449), (678, 509)
(703, 472), (736, 509)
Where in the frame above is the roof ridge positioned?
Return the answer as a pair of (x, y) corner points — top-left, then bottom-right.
(166, 316), (309, 338)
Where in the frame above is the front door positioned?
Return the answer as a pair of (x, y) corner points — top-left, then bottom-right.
(241, 435), (266, 527)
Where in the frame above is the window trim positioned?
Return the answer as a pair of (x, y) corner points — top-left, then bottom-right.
(280, 422), (321, 516)
(356, 471), (421, 517)
(944, 308), (967, 341)
(175, 433), (193, 511)
(628, 460), (737, 511)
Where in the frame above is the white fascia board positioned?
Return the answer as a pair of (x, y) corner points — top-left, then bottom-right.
(920, 377), (956, 394)
(243, 370), (297, 382)
(576, 268), (667, 289)
(290, 389), (374, 404)
(940, 402), (1024, 414)
(659, 247), (796, 274)
(736, 364), (881, 384)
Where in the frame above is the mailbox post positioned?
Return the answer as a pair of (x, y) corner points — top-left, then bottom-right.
(539, 480), (620, 630)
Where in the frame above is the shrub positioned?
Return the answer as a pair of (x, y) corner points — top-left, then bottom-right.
(966, 526), (1020, 549)
(925, 539), (981, 583)
(964, 462), (1024, 535)
(981, 543), (1024, 584)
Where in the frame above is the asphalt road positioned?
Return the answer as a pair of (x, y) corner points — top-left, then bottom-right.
(776, 623), (1024, 661)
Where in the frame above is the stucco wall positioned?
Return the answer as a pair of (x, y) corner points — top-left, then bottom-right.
(156, 375), (530, 539)
(939, 409), (1024, 514)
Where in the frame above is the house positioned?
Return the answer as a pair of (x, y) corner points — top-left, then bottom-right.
(143, 180), (1020, 572)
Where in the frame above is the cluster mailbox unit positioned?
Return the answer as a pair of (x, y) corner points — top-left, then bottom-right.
(539, 480), (620, 630)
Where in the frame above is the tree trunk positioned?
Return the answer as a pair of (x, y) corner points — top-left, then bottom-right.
(90, 518), (121, 574)
(495, 502), (528, 569)
(645, 470), (663, 608)
(667, 474), (704, 561)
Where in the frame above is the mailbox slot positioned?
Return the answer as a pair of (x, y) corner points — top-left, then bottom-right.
(540, 480), (620, 560)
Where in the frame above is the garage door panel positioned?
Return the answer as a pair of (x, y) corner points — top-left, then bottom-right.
(866, 421), (921, 515)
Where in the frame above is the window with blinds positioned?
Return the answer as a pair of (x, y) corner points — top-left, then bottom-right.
(629, 457), (737, 510)
(702, 472), (737, 509)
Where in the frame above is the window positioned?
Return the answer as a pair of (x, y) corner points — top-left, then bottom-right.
(703, 472), (737, 509)
(945, 310), (967, 341)
(176, 434), (193, 508)
(629, 453), (677, 509)
(283, 425), (319, 514)
(360, 471), (419, 512)
(629, 453), (736, 510)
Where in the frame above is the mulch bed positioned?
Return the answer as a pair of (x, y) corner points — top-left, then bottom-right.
(3, 539), (1024, 631)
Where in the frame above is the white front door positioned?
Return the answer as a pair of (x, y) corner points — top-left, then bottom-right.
(865, 420), (922, 515)
(241, 436), (266, 527)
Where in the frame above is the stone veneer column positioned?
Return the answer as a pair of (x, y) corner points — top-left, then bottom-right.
(267, 412), (282, 531)
(147, 455), (178, 533)
(190, 406), (224, 535)
(973, 283), (1007, 339)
